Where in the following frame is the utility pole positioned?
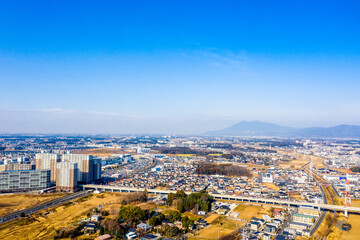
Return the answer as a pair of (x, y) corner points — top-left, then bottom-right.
(309, 157), (313, 181)
(228, 217), (248, 239)
(344, 164), (351, 217)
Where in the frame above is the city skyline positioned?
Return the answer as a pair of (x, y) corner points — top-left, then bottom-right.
(1, 1), (360, 134)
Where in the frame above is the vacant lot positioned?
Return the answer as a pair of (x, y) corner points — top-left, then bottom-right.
(264, 183), (280, 191)
(73, 148), (132, 156)
(194, 225), (234, 239)
(341, 214), (360, 240)
(233, 203), (272, 220)
(315, 213), (360, 240)
(192, 204), (270, 240)
(0, 193), (127, 240)
(277, 150), (326, 169)
(0, 193), (65, 216)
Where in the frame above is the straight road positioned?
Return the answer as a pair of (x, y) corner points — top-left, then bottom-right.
(0, 190), (92, 224)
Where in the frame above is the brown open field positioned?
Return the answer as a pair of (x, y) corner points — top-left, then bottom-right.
(205, 214), (220, 224)
(277, 150), (326, 169)
(350, 199), (360, 207)
(191, 204), (271, 240)
(73, 148), (133, 157)
(193, 225), (234, 239)
(340, 214), (360, 240)
(0, 193), (65, 216)
(192, 214), (239, 240)
(264, 183), (280, 191)
(313, 213), (360, 240)
(233, 203), (272, 220)
(0, 192), (127, 240)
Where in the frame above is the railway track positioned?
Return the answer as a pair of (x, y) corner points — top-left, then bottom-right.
(0, 190), (92, 224)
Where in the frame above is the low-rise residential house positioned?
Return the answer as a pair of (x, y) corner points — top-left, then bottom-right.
(83, 222), (97, 232)
(264, 224), (277, 234)
(91, 215), (101, 222)
(141, 234), (159, 240)
(250, 222), (261, 231)
(95, 234), (112, 240)
(263, 233), (271, 240)
(196, 219), (208, 229)
(126, 232), (137, 240)
(137, 223), (152, 231)
(263, 215), (271, 222)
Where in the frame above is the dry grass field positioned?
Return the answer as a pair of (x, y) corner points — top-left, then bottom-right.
(0, 192), (127, 240)
(312, 212), (360, 240)
(205, 214), (220, 224)
(264, 183), (280, 191)
(340, 214), (360, 240)
(0, 193), (65, 216)
(73, 148), (132, 157)
(193, 225), (234, 239)
(191, 204), (272, 240)
(277, 150), (326, 169)
(233, 203), (272, 220)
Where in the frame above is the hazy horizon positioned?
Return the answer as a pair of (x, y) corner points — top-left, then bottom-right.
(1, 1), (359, 134)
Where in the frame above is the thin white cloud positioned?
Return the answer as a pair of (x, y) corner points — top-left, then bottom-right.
(86, 111), (120, 116)
(38, 108), (76, 113)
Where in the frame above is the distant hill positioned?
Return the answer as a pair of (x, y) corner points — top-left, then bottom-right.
(205, 121), (360, 138)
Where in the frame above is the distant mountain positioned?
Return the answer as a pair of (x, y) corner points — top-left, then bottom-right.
(296, 125), (360, 138)
(205, 121), (360, 138)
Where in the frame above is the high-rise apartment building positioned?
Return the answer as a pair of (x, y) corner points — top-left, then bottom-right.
(61, 154), (101, 183)
(35, 153), (61, 182)
(36, 153), (101, 189)
(56, 162), (78, 192)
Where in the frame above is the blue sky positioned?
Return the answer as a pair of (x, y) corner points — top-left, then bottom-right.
(0, 1), (359, 134)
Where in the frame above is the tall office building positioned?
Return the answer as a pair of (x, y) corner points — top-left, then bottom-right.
(35, 153), (61, 182)
(0, 169), (51, 192)
(56, 162), (78, 192)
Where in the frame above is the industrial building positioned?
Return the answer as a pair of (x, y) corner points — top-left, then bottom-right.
(0, 162), (35, 172)
(0, 169), (51, 192)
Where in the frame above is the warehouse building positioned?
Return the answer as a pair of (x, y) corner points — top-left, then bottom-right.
(0, 169), (51, 192)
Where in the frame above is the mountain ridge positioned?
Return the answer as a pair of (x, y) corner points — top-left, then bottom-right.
(205, 121), (360, 138)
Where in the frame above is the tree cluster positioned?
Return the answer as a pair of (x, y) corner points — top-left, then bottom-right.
(100, 219), (126, 237)
(54, 225), (83, 239)
(167, 190), (213, 213)
(121, 191), (147, 205)
(195, 162), (252, 177)
(118, 205), (148, 224)
(351, 166), (360, 173)
(158, 224), (181, 237)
